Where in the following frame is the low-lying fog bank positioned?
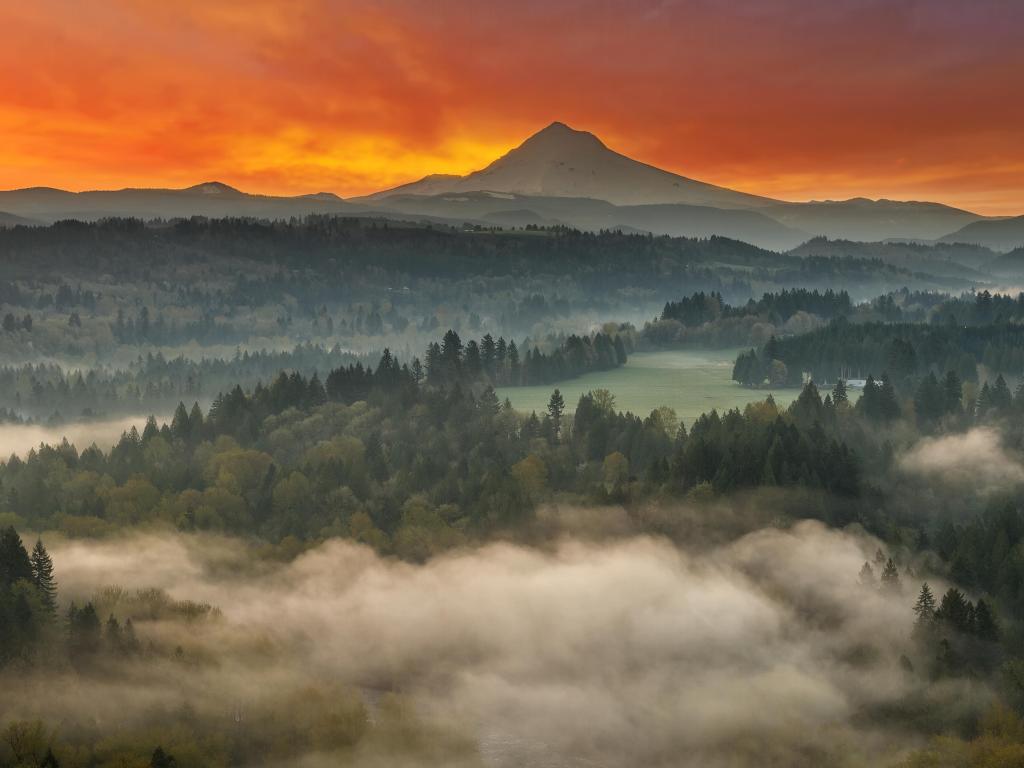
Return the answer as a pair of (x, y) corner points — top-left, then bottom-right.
(0, 416), (151, 459)
(2, 520), (982, 767)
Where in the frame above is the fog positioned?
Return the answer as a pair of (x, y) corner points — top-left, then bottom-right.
(0, 416), (147, 459)
(2, 519), (976, 767)
(899, 427), (1024, 493)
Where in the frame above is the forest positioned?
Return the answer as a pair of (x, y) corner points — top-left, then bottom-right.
(4, 217), (1024, 767)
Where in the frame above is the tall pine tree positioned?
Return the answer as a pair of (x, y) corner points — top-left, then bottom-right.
(30, 539), (57, 614)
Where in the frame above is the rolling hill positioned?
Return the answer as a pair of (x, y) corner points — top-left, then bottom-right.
(0, 211), (37, 227)
(0, 182), (363, 223)
(939, 216), (1024, 252)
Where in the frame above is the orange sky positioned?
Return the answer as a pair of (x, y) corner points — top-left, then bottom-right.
(2, 0), (1023, 214)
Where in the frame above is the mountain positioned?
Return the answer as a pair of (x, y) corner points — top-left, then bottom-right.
(984, 247), (1024, 277)
(0, 182), (363, 223)
(360, 121), (998, 244)
(2, 122), (1012, 248)
(939, 216), (1024, 252)
(360, 122), (778, 209)
(366, 190), (805, 250)
(763, 198), (983, 243)
(0, 211), (37, 227)
(788, 237), (996, 280)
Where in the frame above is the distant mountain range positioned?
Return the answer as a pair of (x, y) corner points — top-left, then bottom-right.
(1, 122), (1021, 251)
(938, 215), (1024, 252)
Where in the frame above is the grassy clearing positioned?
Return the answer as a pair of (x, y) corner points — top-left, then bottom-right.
(497, 349), (807, 427)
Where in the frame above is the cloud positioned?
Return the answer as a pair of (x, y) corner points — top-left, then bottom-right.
(899, 427), (1024, 493)
(6, 520), (950, 766)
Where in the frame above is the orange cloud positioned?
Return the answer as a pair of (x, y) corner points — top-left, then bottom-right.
(1, 0), (1022, 214)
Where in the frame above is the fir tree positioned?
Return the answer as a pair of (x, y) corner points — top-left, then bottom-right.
(30, 539), (57, 614)
(880, 558), (900, 591)
(912, 582), (936, 641)
(0, 526), (33, 585)
(831, 378), (848, 405)
(150, 747), (177, 768)
(973, 599), (999, 642)
(858, 561), (875, 588)
(943, 370), (963, 414)
(547, 389), (566, 442)
(170, 402), (190, 440)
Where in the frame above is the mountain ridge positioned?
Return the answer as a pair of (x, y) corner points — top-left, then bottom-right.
(359, 121), (779, 209)
(0, 121), (1012, 246)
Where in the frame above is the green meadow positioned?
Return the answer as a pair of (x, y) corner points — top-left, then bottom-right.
(498, 348), (804, 427)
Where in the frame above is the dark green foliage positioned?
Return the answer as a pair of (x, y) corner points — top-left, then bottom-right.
(150, 747), (177, 768)
(880, 558), (900, 591)
(67, 602), (102, 666)
(734, 319), (1024, 387)
(660, 288), (852, 326)
(424, 329), (627, 388)
(912, 583), (937, 639)
(30, 539), (57, 615)
(547, 390), (566, 442)
(0, 526), (33, 585)
(856, 374), (900, 422)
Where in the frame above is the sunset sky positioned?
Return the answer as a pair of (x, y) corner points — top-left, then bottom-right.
(2, 0), (1023, 214)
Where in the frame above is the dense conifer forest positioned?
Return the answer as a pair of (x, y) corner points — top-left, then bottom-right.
(3, 218), (1024, 768)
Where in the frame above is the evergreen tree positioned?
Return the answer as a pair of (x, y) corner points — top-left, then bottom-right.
(831, 378), (848, 406)
(142, 415), (160, 442)
(912, 582), (936, 641)
(858, 561), (875, 588)
(880, 558), (900, 591)
(973, 599), (999, 642)
(0, 526), (33, 585)
(991, 374), (1013, 412)
(106, 614), (122, 653)
(936, 588), (972, 633)
(67, 602), (102, 664)
(30, 539), (57, 614)
(150, 747), (177, 768)
(170, 402), (190, 440)
(913, 372), (943, 426)
(943, 370), (963, 414)
(547, 389), (566, 442)
(878, 374), (901, 421)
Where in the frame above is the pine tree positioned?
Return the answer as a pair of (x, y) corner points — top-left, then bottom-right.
(141, 415), (160, 442)
(912, 582), (937, 641)
(973, 599), (999, 642)
(992, 374), (1013, 412)
(878, 374), (901, 421)
(30, 539), (57, 614)
(170, 402), (190, 440)
(880, 558), (900, 591)
(0, 526), (33, 585)
(936, 588), (972, 633)
(547, 389), (566, 442)
(150, 747), (177, 768)
(831, 378), (848, 406)
(188, 401), (205, 441)
(106, 614), (122, 653)
(913, 582), (936, 622)
(858, 561), (875, 588)
(943, 370), (963, 414)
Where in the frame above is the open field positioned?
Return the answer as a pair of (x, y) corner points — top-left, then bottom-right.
(498, 349), (807, 426)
